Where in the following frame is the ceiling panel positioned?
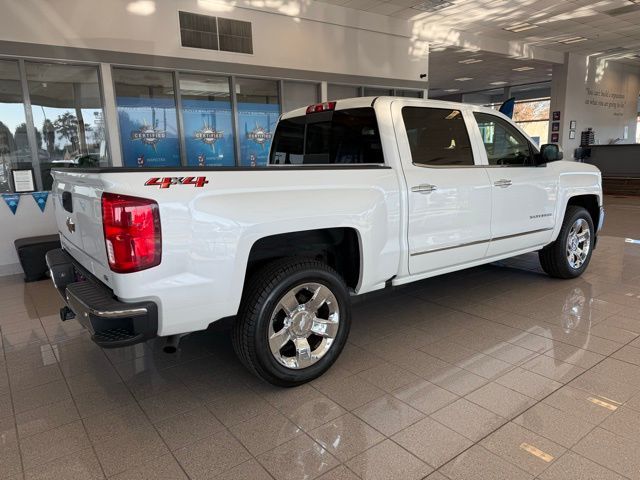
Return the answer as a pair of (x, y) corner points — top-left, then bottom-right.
(315, 0), (640, 63)
(427, 46), (554, 96)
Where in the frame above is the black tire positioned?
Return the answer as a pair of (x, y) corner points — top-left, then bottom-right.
(539, 206), (594, 279)
(232, 258), (351, 387)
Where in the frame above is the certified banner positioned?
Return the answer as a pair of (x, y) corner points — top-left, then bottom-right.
(237, 103), (280, 167)
(116, 96), (181, 168)
(32, 192), (49, 212)
(2, 193), (20, 215)
(182, 98), (235, 167)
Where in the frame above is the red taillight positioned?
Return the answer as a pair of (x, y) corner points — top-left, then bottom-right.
(306, 101), (336, 114)
(101, 192), (161, 273)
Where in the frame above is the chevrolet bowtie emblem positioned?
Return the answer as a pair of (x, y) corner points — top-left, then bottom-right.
(66, 217), (76, 233)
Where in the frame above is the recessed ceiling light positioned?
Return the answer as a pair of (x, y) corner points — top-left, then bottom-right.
(126, 0), (155, 15)
(561, 36), (588, 44)
(489, 81), (508, 85)
(512, 66), (534, 71)
(458, 58), (483, 64)
(412, 0), (454, 12)
(454, 77), (473, 81)
(444, 89), (460, 92)
(504, 22), (539, 33)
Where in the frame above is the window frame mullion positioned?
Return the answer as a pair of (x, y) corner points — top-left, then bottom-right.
(18, 59), (44, 192)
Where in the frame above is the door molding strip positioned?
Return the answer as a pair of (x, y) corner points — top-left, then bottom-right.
(410, 227), (553, 257)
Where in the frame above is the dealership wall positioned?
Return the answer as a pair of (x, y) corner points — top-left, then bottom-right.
(0, 197), (57, 276)
(0, 0), (427, 83)
(0, 0), (431, 276)
(551, 53), (640, 156)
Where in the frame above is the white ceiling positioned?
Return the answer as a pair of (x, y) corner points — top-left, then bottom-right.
(318, 0), (640, 63)
(427, 47), (554, 96)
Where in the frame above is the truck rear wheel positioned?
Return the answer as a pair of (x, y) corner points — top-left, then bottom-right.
(539, 206), (594, 279)
(232, 258), (351, 387)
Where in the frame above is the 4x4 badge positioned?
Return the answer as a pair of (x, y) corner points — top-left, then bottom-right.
(145, 177), (209, 189)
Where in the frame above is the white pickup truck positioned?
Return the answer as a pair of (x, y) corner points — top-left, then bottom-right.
(46, 97), (604, 386)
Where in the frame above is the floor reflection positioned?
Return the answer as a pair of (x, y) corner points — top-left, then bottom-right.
(2, 195), (640, 479)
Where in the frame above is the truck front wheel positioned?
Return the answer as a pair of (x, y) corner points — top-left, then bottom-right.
(233, 258), (351, 387)
(539, 205), (594, 279)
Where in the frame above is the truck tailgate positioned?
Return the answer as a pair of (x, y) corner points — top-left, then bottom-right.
(52, 170), (111, 281)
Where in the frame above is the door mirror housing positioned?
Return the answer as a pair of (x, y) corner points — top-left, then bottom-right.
(538, 144), (564, 164)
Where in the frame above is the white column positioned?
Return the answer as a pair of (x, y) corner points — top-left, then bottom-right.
(99, 63), (123, 167)
(503, 86), (512, 101)
(320, 81), (328, 102)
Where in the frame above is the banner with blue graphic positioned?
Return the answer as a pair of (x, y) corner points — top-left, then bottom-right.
(237, 103), (280, 167)
(2, 193), (20, 215)
(31, 192), (48, 212)
(116, 97), (181, 168)
(182, 99), (235, 167)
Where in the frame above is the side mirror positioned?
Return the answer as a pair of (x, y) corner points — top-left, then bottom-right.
(539, 143), (563, 164)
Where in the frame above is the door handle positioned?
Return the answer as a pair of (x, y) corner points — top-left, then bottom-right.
(411, 184), (437, 194)
(494, 179), (512, 188)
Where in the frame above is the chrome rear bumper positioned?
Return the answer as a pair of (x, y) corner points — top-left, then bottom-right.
(46, 248), (158, 348)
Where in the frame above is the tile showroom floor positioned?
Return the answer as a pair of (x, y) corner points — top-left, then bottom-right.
(2, 195), (640, 480)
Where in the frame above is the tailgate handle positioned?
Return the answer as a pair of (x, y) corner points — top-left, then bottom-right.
(62, 191), (73, 213)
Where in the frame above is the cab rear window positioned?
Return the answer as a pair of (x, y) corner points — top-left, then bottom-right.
(269, 107), (384, 165)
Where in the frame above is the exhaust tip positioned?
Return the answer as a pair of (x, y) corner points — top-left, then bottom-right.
(60, 306), (76, 321)
(163, 334), (184, 354)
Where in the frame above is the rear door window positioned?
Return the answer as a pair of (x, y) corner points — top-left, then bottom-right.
(270, 107), (384, 165)
(402, 107), (474, 167)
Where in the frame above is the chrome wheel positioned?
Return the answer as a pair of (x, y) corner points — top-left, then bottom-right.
(566, 218), (591, 269)
(268, 282), (340, 369)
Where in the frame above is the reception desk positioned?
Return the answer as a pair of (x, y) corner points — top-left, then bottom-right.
(584, 144), (640, 178)
(584, 144), (640, 195)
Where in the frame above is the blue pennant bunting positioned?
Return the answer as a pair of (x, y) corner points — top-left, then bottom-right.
(32, 192), (49, 213)
(2, 193), (20, 215)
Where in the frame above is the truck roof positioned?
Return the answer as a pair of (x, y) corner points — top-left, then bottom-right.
(280, 96), (539, 155)
(281, 96), (505, 121)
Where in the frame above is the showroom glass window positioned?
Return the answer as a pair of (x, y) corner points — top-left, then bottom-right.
(513, 99), (550, 146)
(235, 78), (280, 167)
(282, 81), (319, 113)
(26, 62), (108, 190)
(327, 84), (360, 100)
(113, 68), (181, 168)
(179, 73), (234, 167)
(474, 112), (533, 166)
(402, 107), (473, 166)
(270, 107), (383, 165)
(363, 87), (392, 96)
(0, 60), (31, 193)
(396, 89), (423, 98)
